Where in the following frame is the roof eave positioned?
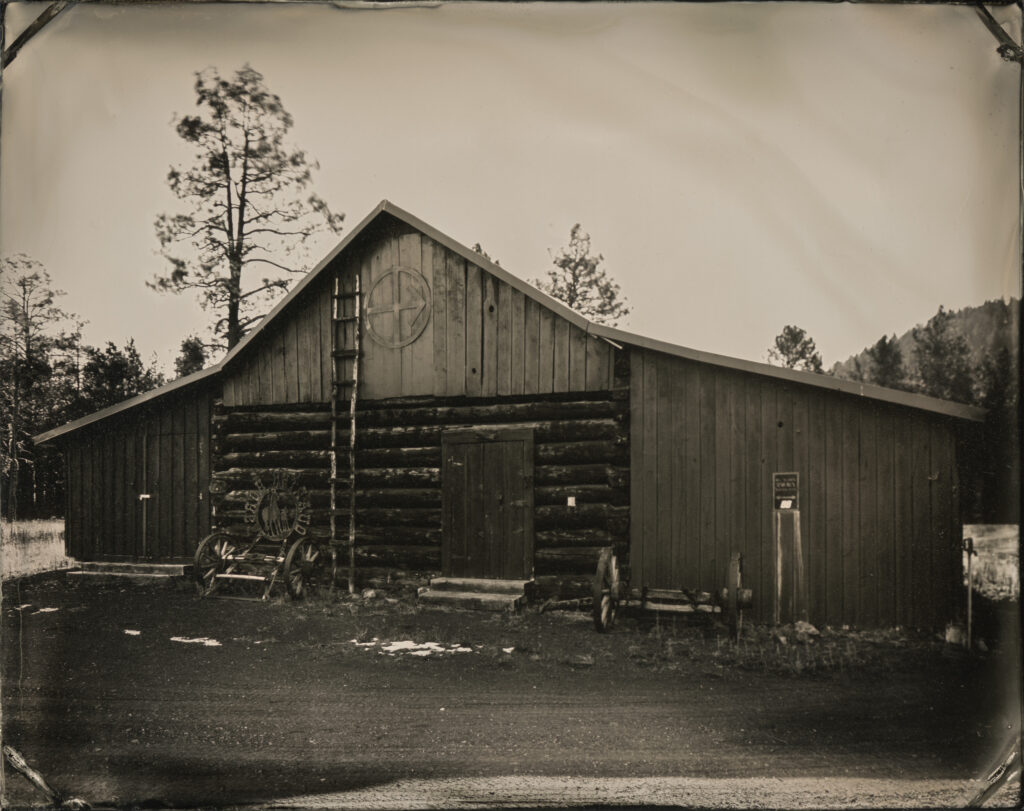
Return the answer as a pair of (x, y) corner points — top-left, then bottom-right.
(32, 365), (221, 444)
(592, 324), (985, 423)
(34, 200), (986, 442)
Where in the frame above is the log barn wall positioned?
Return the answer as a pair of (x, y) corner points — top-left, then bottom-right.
(213, 214), (624, 587)
(629, 347), (963, 629)
(210, 391), (630, 587)
(64, 385), (213, 562)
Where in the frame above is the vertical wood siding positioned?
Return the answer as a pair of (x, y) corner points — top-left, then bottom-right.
(629, 348), (962, 629)
(354, 225), (614, 400)
(63, 386), (213, 562)
(222, 276), (334, 407)
(220, 222), (615, 406)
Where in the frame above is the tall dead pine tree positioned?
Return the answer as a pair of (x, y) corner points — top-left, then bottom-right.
(151, 64), (344, 349)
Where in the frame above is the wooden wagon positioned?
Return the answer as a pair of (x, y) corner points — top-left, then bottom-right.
(194, 470), (330, 600)
(592, 547), (753, 638)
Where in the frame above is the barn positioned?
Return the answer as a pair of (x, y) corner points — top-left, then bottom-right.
(34, 200), (983, 629)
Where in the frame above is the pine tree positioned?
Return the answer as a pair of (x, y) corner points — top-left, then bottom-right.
(865, 334), (906, 390)
(912, 307), (973, 403)
(77, 340), (165, 414)
(533, 225), (629, 326)
(766, 325), (824, 373)
(0, 256), (80, 518)
(175, 336), (208, 378)
(151, 64), (344, 349)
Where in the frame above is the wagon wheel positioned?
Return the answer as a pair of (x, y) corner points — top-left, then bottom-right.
(592, 547), (621, 633)
(283, 537), (325, 600)
(193, 532), (235, 597)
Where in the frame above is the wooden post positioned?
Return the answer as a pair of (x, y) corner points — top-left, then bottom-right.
(964, 536), (975, 651)
(793, 511), (806, 622)
(772, 472), (800, 625)
(348, 273), (361, 595)
(329, 272), (338, 589)
(727, 551), (741, 641)
(774, 510), (782, 625)
(140, 423), (149, 559)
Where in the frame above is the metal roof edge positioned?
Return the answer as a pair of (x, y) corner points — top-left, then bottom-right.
(217, 200), (596, 371)
(591, 324), (986, 423)
(219, 200), (391, 370)
(35, 200), (985, 442)
(32, 365), (222, 444)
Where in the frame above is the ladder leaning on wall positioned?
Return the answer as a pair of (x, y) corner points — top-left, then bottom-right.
(331, 270), (361, 594)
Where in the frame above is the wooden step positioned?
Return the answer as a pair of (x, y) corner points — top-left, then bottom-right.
(417, 590), (523, 613)
(427, 577), (531, 596)
(215, 573), (272, 582)
(79, 562), (186, 577)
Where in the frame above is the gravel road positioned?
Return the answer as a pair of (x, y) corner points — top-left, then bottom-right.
(2, 574), (1018, 809)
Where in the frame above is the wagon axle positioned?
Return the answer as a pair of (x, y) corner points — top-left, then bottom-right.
(592, 548), (752, 638)
(194, 471), (331, 601)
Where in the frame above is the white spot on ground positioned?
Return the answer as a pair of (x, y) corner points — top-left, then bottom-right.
(16, 604), (31, 610)
(170, 636), (222, 647)
(124, 630), (141, 636)
(33, 607), (59, 614)
(354, 639), (476, 657)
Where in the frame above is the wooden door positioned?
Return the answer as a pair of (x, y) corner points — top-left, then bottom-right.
(442, 429), (534, 579)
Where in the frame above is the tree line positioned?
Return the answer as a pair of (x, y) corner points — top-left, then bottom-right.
(767, 303), (1018, 409)
(0, 257), (172, 518)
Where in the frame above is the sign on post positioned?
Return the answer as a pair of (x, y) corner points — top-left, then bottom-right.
(772, 472), (805, 624)
(772, 472), (799, 510)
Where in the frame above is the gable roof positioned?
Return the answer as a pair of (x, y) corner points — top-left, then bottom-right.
(33, 199), (984, 444)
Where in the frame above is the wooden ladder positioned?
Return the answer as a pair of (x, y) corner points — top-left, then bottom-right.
(331, 271), (361, 594)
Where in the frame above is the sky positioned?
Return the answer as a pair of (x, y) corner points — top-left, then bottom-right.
(1, 1), (1020, 374)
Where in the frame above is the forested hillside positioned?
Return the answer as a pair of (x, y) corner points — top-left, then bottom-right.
(830, 299), (1019, 392)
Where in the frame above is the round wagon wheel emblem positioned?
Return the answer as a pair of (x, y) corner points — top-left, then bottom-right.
(364, 266), (431, 349)
(243, 471), (311, 543)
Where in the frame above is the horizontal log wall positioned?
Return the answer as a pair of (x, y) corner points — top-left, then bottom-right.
(630, 348), (962, 630)
(210, 387), (629, 585)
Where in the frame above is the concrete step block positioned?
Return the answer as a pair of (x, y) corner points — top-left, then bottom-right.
(427, 577), (530, 595)
(417, 589), (522, 612)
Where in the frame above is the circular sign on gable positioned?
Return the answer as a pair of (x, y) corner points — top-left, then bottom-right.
(364, 266), (432, 349)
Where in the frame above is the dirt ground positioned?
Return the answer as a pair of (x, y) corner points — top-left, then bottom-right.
(1, 572), (1020, 809)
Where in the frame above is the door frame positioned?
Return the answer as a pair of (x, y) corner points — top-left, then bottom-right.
(441, 427), (534, 579)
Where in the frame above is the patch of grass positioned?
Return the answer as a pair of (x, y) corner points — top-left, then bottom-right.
(2, 519), (72, 579)
(2, 519), (64, 545)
